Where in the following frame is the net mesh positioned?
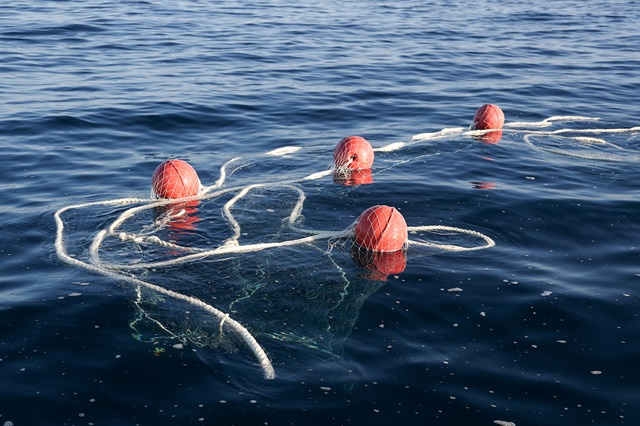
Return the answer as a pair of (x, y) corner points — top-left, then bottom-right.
(54, 114), (639, 379)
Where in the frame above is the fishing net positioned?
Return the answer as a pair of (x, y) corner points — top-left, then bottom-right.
(54, 114), (639, 379)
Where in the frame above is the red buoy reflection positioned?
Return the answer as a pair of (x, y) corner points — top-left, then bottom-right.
(351, 246), (407, 281)
(333, 168), (373, 186)
(155, 200), (201, 234)
(474, 130), (503, 144)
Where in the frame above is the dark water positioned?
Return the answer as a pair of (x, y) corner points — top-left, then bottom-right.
(1, 0), (639, 425)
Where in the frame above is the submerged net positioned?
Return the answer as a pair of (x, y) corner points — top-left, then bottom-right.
(54, 114), (639, 379)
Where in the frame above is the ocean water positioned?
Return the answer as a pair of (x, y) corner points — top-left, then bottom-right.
(1, 0), (639, 425)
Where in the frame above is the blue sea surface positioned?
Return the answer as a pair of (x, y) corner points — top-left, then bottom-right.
(1, 0), (639, 425)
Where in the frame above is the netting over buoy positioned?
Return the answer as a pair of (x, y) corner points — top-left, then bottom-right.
(472, 104), (505, 130)
(151, 159), (201, 199)
(333, 136), (374, 170)
(354, 205), (408, 252)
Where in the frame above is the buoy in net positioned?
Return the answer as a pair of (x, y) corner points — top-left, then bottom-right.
(333, 136), (374, 170)
(472, 104), (505, 130)
(354, 205), (408, 252)
(151, 159), (201, 199)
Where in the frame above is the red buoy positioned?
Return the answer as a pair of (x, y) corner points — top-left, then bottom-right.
(354, 205), (408, 252)
(151, 159), (201, 199)
(473, 104), (505, 130)
(333, 136), (374, 170)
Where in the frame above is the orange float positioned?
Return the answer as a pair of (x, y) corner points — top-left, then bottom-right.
(333, 136), (374, 170)
(151, 159), (201, 199)
(472, 104), (505, 130)
(354, 205), (408, 252)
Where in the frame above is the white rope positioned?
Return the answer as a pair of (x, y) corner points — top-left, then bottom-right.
(54, 201), (276, 379)
(373, 116), (639, 162)
(407, 225), (496, 252)
(503, 115), (600, 128)
(57, 114), (635, 379)
(519, 126), (640, 162)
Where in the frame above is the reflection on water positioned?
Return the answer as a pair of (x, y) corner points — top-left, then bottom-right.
(474, 130), (503, 144)
(154, 200), (201, 234)
(351, 245), (407, 281)
(333, 168), (374, 186)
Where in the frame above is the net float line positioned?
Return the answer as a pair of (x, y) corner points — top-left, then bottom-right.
(56, 112), (632, 379)
(93, 176), (495, 273)
(56, 182), (495, 379)
(375, 115), (639, 159)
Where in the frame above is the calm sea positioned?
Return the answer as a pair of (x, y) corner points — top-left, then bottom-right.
(1, 0), (639, 425)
